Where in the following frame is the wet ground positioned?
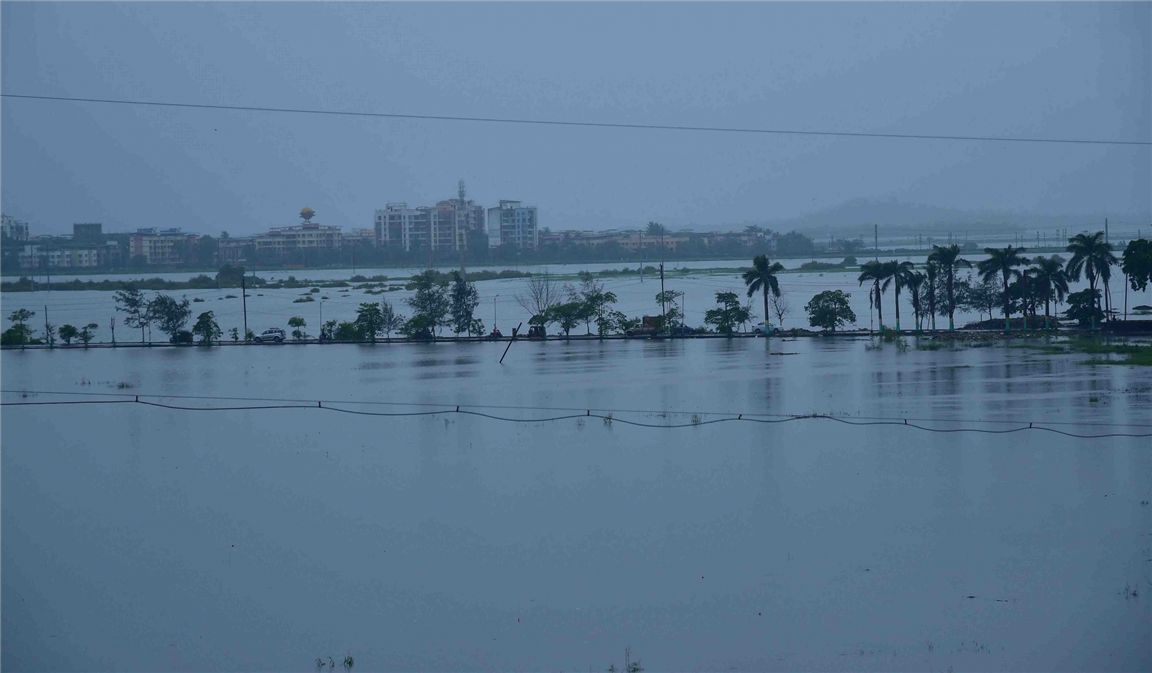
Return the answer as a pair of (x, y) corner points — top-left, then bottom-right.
(2, 338), (1150, 671)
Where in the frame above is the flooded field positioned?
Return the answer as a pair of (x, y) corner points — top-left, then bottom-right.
(3, 338), (1149, 671)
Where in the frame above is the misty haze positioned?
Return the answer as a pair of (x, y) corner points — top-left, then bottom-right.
(2, 2), (1150, 672)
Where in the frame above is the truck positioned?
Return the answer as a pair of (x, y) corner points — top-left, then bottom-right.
(625, 315), (661, 338)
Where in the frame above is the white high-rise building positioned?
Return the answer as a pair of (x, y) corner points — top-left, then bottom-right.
(487, 200), (538, 249)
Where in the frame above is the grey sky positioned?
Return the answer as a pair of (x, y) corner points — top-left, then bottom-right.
(2, 2), (1149, 237)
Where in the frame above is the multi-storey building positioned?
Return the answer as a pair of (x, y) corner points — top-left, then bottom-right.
(374, 183), (487, 253)
(251, 222), (343, 256)
(1, 214), (30, 241)
(487, 200), (539, 249)
(130, 228), (200, 265)
(18, 242), (122, 269)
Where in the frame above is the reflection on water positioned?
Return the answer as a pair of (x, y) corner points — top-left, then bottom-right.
(1, 340), (1150, 671)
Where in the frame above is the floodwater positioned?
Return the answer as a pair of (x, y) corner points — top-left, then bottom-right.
(2, 338), (1149, 671)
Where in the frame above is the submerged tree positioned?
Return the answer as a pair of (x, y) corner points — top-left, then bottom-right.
(405, 270), (450, 337)
(977, 245), (1028, 331)
(805, 290), (857, 332)
(449, 271), (482, 336)
(1066, 231), (1115, 328)
(78, 322), (99, 347)
(58, 324), (79, 345)
(927, 244), (971, 331)
(704, 291), (750, 335)
(288, 316), (308, 340)
(192, 311), (222, 345)
(147, 294), (191, 342)
(742, 254), (784, 329)
(114, 286), (150, 343)
(379, 298), (405, 340)
(354, 302), (384, 342)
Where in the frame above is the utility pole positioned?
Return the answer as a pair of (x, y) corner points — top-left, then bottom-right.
(45, 305), (51, 349)
(110, 317), (116, 346)
(241, 276), (248, 340)
(660, 228), (667, 334)
(873, 224), (878, 261)
(493, 294), (499, 331)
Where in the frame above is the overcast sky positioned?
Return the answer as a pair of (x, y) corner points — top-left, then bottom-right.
(2, 2), (1149, 237)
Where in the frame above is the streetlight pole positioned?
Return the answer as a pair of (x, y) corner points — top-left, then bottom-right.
(493, 294), (499, 331)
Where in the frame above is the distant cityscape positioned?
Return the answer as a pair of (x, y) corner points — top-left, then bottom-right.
(1, 181), (794, 272)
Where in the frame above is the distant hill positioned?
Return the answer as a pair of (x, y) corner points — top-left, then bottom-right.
(743, 198), (1150, 238)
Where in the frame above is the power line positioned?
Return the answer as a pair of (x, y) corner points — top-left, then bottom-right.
(0, 394), (1147, 435)
(3, 93), (1149, 147)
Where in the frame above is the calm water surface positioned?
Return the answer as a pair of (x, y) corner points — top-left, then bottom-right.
(2, 340), (1150, 671)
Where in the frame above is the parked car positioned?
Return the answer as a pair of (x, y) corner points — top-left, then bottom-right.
(253, 328), (286, 343)
(526, 324), (546, 339)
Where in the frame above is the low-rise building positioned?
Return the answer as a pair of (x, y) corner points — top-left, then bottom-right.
(252, 222), (343, 256)
(1, 214), (30, 241)
(487, 200), (538, 249)
(130, 228), (200, 265)
(18, 241), (122, 269)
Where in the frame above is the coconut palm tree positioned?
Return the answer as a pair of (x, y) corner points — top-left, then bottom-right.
(977, 245), (1028, 331)
(924, 261), (938, 331)
(884, 260), (914, 332)
(927, 244), (971, 331)
(903, 269), (926, 332)
(1031, 255), (1069, 329)
(858, 260), (886, 331)
(1065, 231), (1116, 328)
(743, 254), (784, 329)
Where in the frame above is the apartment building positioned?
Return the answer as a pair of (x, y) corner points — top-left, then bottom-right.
(1, 214), (30, 241)
(251, 222), (343, 256)
(130, 228), (200, 265)
(487, 200), (538, 249)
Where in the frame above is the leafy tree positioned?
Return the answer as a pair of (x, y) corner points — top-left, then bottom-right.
(319, 320), (337, 341)
(965, 274), (1000, 323)
(1066, 231), (1115, 327)
(58, 324), (79, 345)
(192, 311), (221, 345)
(549, 302), (585, 339)
(578, 276), (618, 337)
(229, 327), (240, 342)
(43, 322), (57, 347)
(1121, 238), (1152, 318)
(333, 321), (361, 341)
(655, 289), (684, 329)
(704, 291), (751, 335)
(288, 316), (308, 340)
(449, 271), (482, 336)
(215, 264), (247, 287)
(244, 328), (255, 341)
(927, 244), (971, 330)
(405, 270), (450, 337)
(1064, 288), (1104, 327)
(2, 309), (36, 346)
(147, 294), (192, 342)
(776, 231), (815, 256)
(380, 298), (405, 339)
(805, 290), (857, 331)
(977, 245), (1028, 331)
(744, 224), (765, 235)
(645, 221), (666, 236)
(1031, 255), (1069, 328)
(114, 286), (150, 343)
(354, 303), (384, 342)
(79, 323), (98, 346)
(399, 314), (437, 340)
(742, 255), (784, 329)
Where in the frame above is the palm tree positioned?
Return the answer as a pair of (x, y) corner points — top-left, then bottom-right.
(858, 260), (886, 331)
(1066, 231), (1116, 328)
(1031, 255), (1069, 329)
(977, 245), (1028, 331)
(904, 270), (926, 332)
(924, 261), (938, 331)
(884, 260), (914, 332)
(927, 244), (971, 331)
(743, 254), (784, 329)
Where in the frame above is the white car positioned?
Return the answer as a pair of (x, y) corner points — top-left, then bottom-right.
(752, 322), (770, 335)
(253, 328), (285, 343)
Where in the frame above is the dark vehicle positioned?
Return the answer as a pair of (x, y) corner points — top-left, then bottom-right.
(527, 325), (546, 339)
(671, 325), (697, 336)
(626, 315), (661, 338)
(171, 330), (194, 345)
